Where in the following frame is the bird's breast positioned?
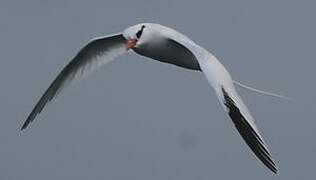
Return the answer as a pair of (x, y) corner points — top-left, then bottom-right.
(133, 38), (201, 71)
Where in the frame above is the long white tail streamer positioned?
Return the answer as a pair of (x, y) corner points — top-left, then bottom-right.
(233, 80), (292, 101)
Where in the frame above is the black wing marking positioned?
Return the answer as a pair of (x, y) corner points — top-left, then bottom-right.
(222, 87), (278, 174)
(21, 34), (126, 130)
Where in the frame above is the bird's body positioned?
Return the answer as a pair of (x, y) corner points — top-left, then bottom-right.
(127, 24), (201, 70)
(22, 23), (279, 174)
(133, 37), (201, 70)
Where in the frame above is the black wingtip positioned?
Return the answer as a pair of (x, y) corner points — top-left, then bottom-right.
(20, 124), (26, 131)
(265, 158), (278, 174)
(20, 120), (29, 131)
(268, 163), (278, 174)
(221, 87), (278, 174)
(272, 166), (278, 174)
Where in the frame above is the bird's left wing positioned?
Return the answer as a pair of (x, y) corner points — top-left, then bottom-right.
(21, 34), (126, 130)
(174, 39), (278, 173)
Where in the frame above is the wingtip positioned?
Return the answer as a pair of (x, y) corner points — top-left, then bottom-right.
(265, 155), (278, 174)
(221, 87), (279, 175)
(261, 151), (278, 174)
(270, 165), (278, 174)
(20, 121), (29, 131)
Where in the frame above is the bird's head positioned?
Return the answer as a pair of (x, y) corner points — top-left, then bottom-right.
(123, 24), (148, 51)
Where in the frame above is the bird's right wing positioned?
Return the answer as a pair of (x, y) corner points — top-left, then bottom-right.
(175, 39), (278, 173)
(21, 34), (126, 130)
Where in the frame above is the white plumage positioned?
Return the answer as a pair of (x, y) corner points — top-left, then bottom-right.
(22, 23), (280, 174)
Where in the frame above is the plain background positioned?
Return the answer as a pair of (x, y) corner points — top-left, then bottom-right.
(0, 0), (315, 179)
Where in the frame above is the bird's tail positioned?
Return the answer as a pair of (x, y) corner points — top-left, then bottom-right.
(233, 80), (292, 101)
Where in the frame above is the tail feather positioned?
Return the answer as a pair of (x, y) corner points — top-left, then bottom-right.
(233, 80), (292, 101)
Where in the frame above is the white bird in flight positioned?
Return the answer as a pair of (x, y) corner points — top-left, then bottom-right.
(22, 23), (286, 174)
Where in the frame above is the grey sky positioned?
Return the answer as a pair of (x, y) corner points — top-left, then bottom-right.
(0, 0), (315, 179)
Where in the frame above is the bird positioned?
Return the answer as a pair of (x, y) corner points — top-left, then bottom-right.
(21, 23), (280, 174)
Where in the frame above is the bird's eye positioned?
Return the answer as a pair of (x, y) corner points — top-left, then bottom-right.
(136, 25), (145, 39)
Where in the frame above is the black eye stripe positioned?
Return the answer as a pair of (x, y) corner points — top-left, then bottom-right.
(136, 25), (146, 39)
